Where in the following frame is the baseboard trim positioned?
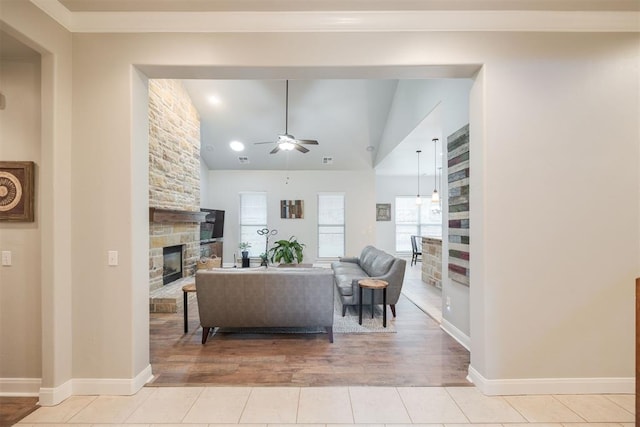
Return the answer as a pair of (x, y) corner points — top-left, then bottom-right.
(468, 366), (634, 395)
(73, 364), (154, 396)
(39, 379), (73, 406)
(440, 318), (470, 351)
(0, 378), (41, 396)
(36, 365), (154, 406)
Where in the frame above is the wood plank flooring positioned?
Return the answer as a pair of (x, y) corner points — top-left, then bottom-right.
(149, 265), (470, 387)
(0, 397), (38, 427)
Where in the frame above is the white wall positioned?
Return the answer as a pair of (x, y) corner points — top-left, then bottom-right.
(2, 3), (638, 399)
(206, 170), (376, 265)
(0, 56), (42, 385)
(0, 0), (73, 403)
(375, 175), (427, 255)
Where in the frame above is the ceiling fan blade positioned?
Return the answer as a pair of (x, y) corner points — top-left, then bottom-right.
(294, 144), (310, 153)
(254, 141), (275, 145)
(270, 146), (281, 154)
(296, 139), (319, 145)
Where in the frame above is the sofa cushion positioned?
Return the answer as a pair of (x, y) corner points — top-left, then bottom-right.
(366, 251), (395, 277)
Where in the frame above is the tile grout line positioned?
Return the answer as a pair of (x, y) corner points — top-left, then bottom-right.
(549, 393), (587, 423)
(444, 386), (471, 424)
(394, 386), (415, 424)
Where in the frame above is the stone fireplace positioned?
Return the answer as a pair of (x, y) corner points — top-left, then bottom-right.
(148, 78), (201, 313)
(162, 244), (184, 285)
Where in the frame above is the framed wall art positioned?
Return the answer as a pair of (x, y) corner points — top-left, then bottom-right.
(376, 203), (391, 221)
(0, 161), (35, 222)
(280, 200), (304, 219)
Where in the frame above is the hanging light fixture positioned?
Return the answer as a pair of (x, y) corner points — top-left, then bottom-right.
(415, 150), (422, 205)
(431, 138), (440, 204)
(431, 138), (441, 214)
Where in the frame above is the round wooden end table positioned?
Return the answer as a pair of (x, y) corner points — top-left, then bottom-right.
(357, 278), (389, 328)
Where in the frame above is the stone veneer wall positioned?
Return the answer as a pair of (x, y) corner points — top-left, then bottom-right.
(148, 79), (201, 298)
(421, 237), (442, 289)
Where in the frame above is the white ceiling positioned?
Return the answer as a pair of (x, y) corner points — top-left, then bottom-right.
(182, 78), (447, 175)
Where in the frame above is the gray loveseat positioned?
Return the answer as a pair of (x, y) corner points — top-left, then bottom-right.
(331, 245), (406, 317)
(195, 267), (335, 343)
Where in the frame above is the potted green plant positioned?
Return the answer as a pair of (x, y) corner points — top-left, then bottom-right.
(238, 242), (251, 259)
(268, 236), (305, 264)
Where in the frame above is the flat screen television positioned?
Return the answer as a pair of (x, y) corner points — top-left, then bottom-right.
(200, 209), (225, 240)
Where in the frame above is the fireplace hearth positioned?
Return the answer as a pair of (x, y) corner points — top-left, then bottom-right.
(163, 245), (183, 285)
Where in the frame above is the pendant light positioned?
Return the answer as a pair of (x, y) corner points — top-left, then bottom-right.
(415, 150), (422, 205)
(431, 138), (440, 204)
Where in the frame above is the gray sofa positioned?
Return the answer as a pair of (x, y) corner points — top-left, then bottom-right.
(195, 267), (335, 343)
(331, 245), (406, 317)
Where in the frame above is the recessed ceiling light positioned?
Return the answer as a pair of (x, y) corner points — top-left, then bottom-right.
(208, 95), (222, 106)
(229, 140), (245, 152)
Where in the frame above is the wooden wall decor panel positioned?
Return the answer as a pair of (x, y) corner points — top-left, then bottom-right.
(447, 124), (470, 287)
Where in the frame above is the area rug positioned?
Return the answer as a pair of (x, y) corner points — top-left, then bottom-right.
(213, 294), (396, 337)
(333, 296), (397, 333)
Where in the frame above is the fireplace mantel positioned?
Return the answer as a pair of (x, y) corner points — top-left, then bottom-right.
(149, 208), (207, 223)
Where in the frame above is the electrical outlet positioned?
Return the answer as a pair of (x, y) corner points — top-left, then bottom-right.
(1, 251), (11, 266)
(445, 296), (451, 311)
(108, 250), (118, 266)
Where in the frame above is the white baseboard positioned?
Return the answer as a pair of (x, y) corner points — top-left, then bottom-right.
(0, 378), (41, 396)
(36, 364), (154, 406)
(73, 364), (154, 396)
(440, 318), (470, 351)
(39, 379), (73, 406)
(468, 365), (635, 395)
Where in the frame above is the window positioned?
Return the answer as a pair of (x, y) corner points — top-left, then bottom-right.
(395, 196), (441, 253)
(318, 193), (345, 258)
(239, 192), (267, 257)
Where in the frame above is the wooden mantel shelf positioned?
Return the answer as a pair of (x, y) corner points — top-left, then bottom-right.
(149, 207), (207, 223)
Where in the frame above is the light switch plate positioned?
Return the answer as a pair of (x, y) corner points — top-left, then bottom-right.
(1, 251), (12, 266)
(108, 250), (118, 266)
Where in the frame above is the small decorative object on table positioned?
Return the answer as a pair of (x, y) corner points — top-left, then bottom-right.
(238, 242), (251, 267)
(257, 227), (278, 266)
(197, 256), (221, 269)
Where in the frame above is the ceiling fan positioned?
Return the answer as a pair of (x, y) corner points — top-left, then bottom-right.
(254, 80), (319, 154)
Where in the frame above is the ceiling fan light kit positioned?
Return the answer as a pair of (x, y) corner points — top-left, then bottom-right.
(255, 80), (319, 154)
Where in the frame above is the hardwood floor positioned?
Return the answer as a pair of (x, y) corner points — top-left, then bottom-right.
(149, 264), (470, 387)
(0, 397), (38, 427)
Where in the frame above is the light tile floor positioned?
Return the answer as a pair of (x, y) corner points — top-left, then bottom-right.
(17, 386), (634, 426)
(19, 262), (633, 426)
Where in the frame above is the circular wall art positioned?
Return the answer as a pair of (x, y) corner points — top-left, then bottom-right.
(0, 171), (23, 212)
(0, 161), (35, 222)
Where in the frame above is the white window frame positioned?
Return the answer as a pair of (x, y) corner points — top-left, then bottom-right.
(394, 196), (441, 254)
(317, 193), (345, 259)
(239, 192), (268, 258)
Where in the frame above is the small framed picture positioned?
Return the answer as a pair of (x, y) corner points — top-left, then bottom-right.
(376, 203), (391, 221)
(280, 200), (304, 219)
(0, 161), (35, 222)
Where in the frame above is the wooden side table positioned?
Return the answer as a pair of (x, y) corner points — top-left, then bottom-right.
(358, 279), (389, 327)
(182, 282), (196, 333)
